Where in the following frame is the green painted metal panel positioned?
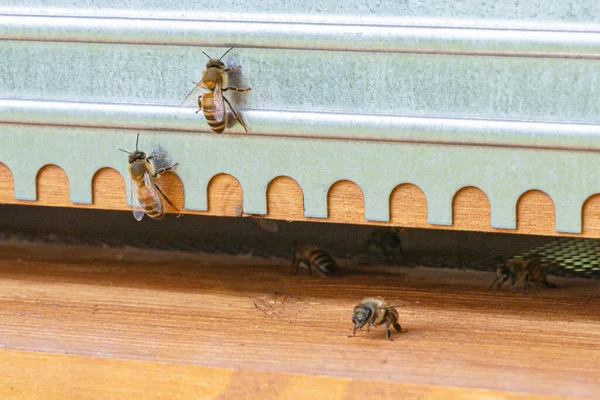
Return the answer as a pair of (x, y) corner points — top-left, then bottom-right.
(1, 125), (599, 234)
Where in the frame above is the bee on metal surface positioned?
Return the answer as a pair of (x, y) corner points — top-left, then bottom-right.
(119, 133), (181, 221)
(365, 227), (406, 263)
(291, 243), (337, 277)
(180, 47), (251, 133)
(350, 297), (403, 341)
(489, 255), (556, 293)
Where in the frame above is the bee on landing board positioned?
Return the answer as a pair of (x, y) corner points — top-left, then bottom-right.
(291, 243), (338, 277)
(365, 227), (406, 263)
(119, 133), (181, 221)
(179, 47), (251, 133)
(489, 255), (556, 293)
(350, 297), (404, 341)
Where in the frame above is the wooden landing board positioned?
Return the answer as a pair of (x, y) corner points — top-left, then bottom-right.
(0, 350), (570, 400)
(2, 164), (600, 238)
(0, 243), (597, 399)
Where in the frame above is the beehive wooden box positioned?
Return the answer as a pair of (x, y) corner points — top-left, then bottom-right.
(1, 1), (599, 398)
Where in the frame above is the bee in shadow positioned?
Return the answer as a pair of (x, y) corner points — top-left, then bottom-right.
(489, 255), (556, 293)
(363, 227), (406, 264)
(291, 243), (338, 277)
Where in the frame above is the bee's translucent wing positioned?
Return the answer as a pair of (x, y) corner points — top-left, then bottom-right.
(130, 181), (146, 221)
(179, 81), (205, 110)
(254, 218), (279, 233)
(382, 300), (407, 308)
(143, 170), (163, 214)
(213, 82), (225, 122)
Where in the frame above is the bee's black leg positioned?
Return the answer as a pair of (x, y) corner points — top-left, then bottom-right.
(522, 275), (530, 294)
(291, 256), (302, 276)
(367, 311), (378, 332)
(382, 246), (392, 264)
(398, 239), (406, 258)
(385, 320), (393, 340)
(291, 255), (297, 275)
(153, 182), (181, 217)
(146, 153), (165, 161)
(492, 273), (509, 291)
(223, 86), (251, 93)
(154, 162), (179, 176)
(224, 66), (241, 73)
(488, 277), (499, 291)
(195, 95), (203, 114)
(291, 261), (298, 275)
(223, 96), (249, 133)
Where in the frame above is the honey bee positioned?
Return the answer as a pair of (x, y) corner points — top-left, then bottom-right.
(350, 297), (403, 340)
(365, 227), (406, 263)
(489, 255), (556, 293)
(291, 243), (337, 277)
(180, 47), (251, 133)
(119, 133), (181, 221)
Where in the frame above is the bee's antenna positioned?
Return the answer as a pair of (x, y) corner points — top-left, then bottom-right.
(135, 132), (140, 151)
(118, 149), (130, 154)
(202, 51), (211, 60)
(219, 47), (234, 60)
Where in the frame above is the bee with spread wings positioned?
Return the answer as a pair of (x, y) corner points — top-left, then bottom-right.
(119, 133), (181, 221)
(180, 47), (251, 133)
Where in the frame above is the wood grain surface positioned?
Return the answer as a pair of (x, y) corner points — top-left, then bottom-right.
(1, 164), (600, 238)
(0, 242), (598, 399)
(0, 350), (570, 400)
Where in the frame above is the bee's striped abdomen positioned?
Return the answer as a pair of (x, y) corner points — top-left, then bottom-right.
(134, 179), (164, 220)
(201, 93), (226, 133)
(309, 248), (337, 277)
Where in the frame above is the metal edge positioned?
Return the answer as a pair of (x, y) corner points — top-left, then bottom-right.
(1, 14), (600, 58)
(5, 8), (600, 31)
(1, 99), (600, 151)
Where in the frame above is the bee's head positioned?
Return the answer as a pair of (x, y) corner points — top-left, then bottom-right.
(351, 304), (371, 329)
(206, 59), (226, 70)
(128, 150), (146, 164)
(119, 133), (146, 164)
(202, 47), (233, 70)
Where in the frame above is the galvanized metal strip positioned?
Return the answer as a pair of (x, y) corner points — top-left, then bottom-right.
(3, 5), (600, 29)
(2, 41), (598, 124)
(1, 14), (600, 58)
(1, 125), (599, 234)
(2, 99), (600, 151)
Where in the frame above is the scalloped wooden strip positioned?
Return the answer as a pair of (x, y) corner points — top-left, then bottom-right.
(1, 164), (600, 238)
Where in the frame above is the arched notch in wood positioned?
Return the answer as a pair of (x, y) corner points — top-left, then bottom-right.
(0, 164), (599, 238)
